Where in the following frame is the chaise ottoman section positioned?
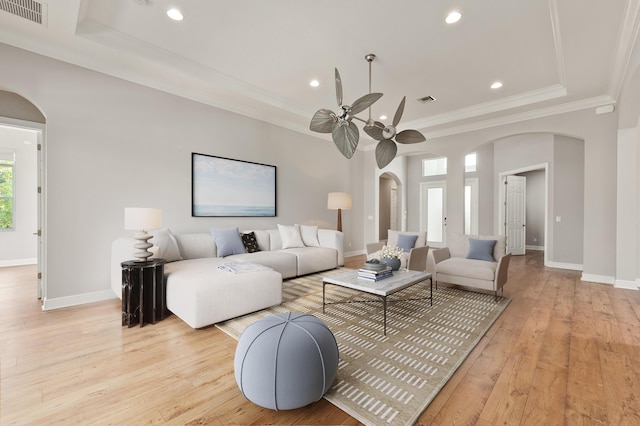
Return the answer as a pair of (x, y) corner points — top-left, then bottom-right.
(227, 251), (298, 279)
(164, 258), (282, 328)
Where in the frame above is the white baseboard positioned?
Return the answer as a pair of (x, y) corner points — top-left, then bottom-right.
(42, 290), (117, 311)
(581, 273), (615, 285)
(0, 258), (37, 267)
(345, 249), (366, 257)
(525, 245), (544, 251)
(615, 279), (639, 290)
(545, 261), (583, 271)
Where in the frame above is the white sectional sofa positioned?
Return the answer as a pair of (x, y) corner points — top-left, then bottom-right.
(111, 227), (344, 328)
(431, 234), (511, 301)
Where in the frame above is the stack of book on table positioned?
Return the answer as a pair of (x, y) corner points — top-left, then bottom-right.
(358, 262), (393, 281)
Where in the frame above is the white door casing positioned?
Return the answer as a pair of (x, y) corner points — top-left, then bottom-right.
(505, 175), (526, 255)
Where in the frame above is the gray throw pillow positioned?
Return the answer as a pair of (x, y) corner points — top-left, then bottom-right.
(210, 227), (247, 257)
(466, 238), (496, 262)
(397, 234), (418, 252)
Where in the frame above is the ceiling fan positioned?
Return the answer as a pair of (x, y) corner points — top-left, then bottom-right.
(310, 54), (426, 168)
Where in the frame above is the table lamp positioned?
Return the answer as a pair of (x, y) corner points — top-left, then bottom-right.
(124, 207), (162, 261)
(327, 192), (351, 232)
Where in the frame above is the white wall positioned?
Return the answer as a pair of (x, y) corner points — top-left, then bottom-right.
(0, 125), (38, 265)
(366, 107), (618, 283)
(0, 42), (365, 307)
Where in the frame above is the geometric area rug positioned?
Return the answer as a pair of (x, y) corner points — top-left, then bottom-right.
(216, 268), (511, 426)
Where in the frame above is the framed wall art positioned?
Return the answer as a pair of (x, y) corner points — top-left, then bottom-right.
(192, 153), (277, 217)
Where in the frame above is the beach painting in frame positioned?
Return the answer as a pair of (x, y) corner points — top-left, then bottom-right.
(192, 153), (277, 217)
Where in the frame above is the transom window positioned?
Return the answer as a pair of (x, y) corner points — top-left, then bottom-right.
(422, 157), (447, 177)
(465, 152), (477, 173)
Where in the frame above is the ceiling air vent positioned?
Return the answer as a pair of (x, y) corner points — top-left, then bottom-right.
(418, 95), (436, 103)
(0, 0), (48, 26)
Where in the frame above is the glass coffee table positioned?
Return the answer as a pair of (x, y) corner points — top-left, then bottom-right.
(322, 269), (433, 335)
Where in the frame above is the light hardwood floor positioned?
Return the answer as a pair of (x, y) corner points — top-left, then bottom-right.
(2, 251), (640, 425)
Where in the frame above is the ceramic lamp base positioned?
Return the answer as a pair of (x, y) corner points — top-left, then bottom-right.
(132, 230), (153, 261)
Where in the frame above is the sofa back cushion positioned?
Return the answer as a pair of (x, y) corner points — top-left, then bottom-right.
(249, 230), (270, 252)
(387, 230), (427, 249)
(449, 233), (506, 261)
(174, 233), (217, 259)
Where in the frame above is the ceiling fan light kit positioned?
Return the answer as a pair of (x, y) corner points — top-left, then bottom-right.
(309, 54), (427, 169)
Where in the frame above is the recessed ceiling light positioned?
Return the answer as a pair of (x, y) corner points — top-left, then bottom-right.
(379, 115), (387, 120)
(167, 8), (184, 21)
(310, 80), (319, 87)
(491, 81), (503, 89)
(446, 11), (462, 24)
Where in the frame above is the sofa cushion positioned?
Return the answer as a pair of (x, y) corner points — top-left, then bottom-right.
(278, 224), (305, 249)
(241, 231), (261, 253)
(228, 250), (298, 279)
(282, 247), (338, 276)
(174, 233), (216, 259)
(210, 227), (246, 257)
(397, 234), (419, 253)
(298, 224), (321, 247)
(150, 228), (183, 262)
(467, 238), (496, 262)
(436, 257), (497, 281)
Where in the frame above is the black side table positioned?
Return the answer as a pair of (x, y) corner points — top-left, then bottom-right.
(121, 259), (167, 327)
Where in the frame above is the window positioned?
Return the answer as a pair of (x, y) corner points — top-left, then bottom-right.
(465, 152), (477, 173)
(422, 157), (447, 177)
(464, 178), (479, 235)
(0, 151), (15, 230)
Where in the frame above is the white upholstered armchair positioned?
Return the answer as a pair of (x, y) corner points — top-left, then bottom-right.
(366, 230), (429, 272)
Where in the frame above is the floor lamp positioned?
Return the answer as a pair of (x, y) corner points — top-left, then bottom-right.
(327, 192), (352, 232)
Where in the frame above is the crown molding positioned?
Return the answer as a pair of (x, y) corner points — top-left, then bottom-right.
(608, 0), (640, 101)
(548, 0), (567, 86)
(419, 94), (616, 141)
(401, 84), (567, 131)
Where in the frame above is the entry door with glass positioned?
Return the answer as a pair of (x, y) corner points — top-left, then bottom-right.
(420, 181), (446, 248)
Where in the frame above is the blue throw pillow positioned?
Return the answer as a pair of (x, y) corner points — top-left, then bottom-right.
(466, 238), (497, 262)
(210, 227), (247, 257)
(397, 234), (418, 253)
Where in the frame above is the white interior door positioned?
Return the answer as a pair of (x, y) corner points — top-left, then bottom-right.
(420, 181), (446, 248)
(506, 175), (526, 255)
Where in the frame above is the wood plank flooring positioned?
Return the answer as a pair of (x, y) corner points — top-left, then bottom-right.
(1, 251), (640, 425)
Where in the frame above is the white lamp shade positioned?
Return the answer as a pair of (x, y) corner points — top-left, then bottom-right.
(124, 208), (162, 231)
(327, 192), (352, 210)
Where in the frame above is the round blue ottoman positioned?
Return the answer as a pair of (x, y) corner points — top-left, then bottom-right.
(234, 312), (339, 410)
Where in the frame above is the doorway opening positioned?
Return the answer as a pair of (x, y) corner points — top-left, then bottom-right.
(378, 173), (402, 241)
(498, 163), (548, 261)
(0, 118), (45, 300)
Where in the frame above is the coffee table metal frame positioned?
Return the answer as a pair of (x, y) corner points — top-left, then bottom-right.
(322, 269), (433, 335)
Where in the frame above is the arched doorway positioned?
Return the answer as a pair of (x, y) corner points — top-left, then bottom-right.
(378, 172), (402, 241)
(0, 90), (46, 299)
